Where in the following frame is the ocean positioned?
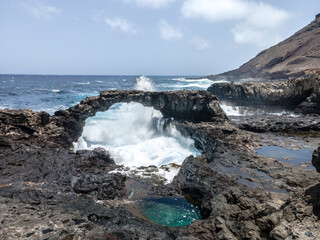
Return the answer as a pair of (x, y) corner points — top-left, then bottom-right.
(0, 74), (292, 183)
(0, 75), (215, 114)
(0, 74), (217, 183)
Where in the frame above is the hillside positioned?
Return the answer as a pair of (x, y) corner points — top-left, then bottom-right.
(207, 14), (320, 80)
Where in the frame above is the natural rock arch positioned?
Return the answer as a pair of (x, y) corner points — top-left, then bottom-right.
(54, 90), (227, 143)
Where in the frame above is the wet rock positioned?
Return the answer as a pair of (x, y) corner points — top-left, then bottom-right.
(173, 155), (236, 217)
(296, 86), (320, 115)
(59, 90), (228, 142)
(75, 148), (115, 170)
(73, 173), (126, 200)
(208, 77), (319, 109)
(312, 147), (320, 172)
(1, 89), (320, 239)
(231, 114), (320, 133)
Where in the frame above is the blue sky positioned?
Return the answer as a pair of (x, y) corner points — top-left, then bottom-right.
(0, 0), (319, 75)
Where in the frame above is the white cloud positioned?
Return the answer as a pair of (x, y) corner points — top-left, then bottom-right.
(105, 18), (138, 34)
(231, 24), (283, 47)
(22, 1), (61, 20)
(181, 0), (290, 47)
(124, 0), (176, 8)
(191, 37), (212, 50)
(182, 0), (248, 22)
(159, 20), (183, 41)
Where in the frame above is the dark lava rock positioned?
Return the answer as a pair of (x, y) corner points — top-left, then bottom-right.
(231, 114), (320, 133)
(313, 147), (320, 173)
(76, 147), (115, 171)
(296, 87), (320, 115)
(207, 77), (319, 110)
(58, 90), (228, 142)
(172, 156), (236, 217)
(73, 173), (126, 200)
(1, 89), (320, 239)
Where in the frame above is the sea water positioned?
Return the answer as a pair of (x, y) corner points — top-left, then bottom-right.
(0, 74), (294, 182)
(139, 197), (201, 227)
(73, 76), (201, 183)
(0, 75), (212, 114)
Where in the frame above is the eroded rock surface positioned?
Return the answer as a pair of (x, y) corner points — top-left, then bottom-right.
(231, 114), (320, 133)
(207, 77), (319, 111)
(56, 90), (228, 143)
(313, 147), (320, 173)
(1, 89), (320, 239)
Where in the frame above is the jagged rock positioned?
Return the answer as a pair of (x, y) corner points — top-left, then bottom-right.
(231, 114), (320, 133)
(296, 87), (320, 115)
(73, 173), (126, 200)
(58, 90), (228, 142)
(172, 155), (236, 217)
(75, 148), (115, 171)
(312, 147), (320, 173)
(1, 89), (320, 239)
(207, 77), (319, 109)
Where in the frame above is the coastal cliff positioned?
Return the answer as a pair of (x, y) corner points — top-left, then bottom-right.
(207, 76), (320, 114)
(207, 15), (320, 80)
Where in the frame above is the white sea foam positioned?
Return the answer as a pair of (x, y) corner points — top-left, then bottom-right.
(95, 81), (103, 83)
(221, 103), (296, 117)
(166, 78), (227, 90)
(220, 104), (245, 116)
(134, 76), (155, 91)
(73, 102), (200, 183)
(74, 82), (90, 85)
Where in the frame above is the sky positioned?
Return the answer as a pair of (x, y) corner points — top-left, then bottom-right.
(0, 0), (319, 76)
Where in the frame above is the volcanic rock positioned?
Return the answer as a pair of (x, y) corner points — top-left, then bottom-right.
(312, 147), (320, 173)
(206, 15), (320, 80)
(207, 77), (319, 110)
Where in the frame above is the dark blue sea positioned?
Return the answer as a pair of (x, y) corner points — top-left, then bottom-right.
(0, 75), (214, 114)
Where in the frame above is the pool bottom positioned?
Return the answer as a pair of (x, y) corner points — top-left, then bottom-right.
(139, 197), (202, 227)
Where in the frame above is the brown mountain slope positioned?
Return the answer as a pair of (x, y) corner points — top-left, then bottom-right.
(207, 14), (320, 80)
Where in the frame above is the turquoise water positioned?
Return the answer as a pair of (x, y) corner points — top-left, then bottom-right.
(139, 197), (201, 227)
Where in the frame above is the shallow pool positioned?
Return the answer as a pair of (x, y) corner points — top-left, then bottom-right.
(139, 197), (201, 227)
(256, 146), (314, 169)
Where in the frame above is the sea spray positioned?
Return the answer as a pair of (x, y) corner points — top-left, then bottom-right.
(73, 77), (200, 183)
(134, 76), (155, 91)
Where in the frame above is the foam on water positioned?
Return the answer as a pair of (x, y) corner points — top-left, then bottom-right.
(220, 104), (245, 116)
(160, 78), (228, 90)
(221, 103), (295, 117)
(73, 102), (200, 182)
(73, 76), (200, 183)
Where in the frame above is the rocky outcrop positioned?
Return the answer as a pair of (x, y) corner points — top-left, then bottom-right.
(207, 77), (319, 109)
(56, 90), (228, 144)
(231, 114), (320, 133)
(1, 89), (320, 239)
(206, 15), (320, 80)
(312, 147), (320, 173)
(296, 86), (320, 115)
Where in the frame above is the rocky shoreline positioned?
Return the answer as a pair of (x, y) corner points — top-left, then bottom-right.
(1, 89), (320, 239)
(208, 77), (320, 114)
